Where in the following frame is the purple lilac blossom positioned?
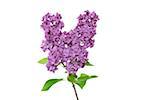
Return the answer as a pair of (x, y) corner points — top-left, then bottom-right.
(41, 10), (99, 74)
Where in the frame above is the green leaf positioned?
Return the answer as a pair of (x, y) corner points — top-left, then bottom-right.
(85, 61), (94, 66)
(67, 74), (77, 83)
(75, 73), (97, 89)
(38, 58), (48, 64)
(42, 79), (63, 91)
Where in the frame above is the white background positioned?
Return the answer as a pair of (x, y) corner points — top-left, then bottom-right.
(0, 0), (150, 100)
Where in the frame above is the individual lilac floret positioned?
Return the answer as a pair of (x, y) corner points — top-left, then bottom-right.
(41, 11), (99, 74)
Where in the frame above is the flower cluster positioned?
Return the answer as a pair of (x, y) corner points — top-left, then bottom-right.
(41, 11), (99, 74)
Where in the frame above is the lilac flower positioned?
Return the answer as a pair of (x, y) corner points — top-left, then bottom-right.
(41, 10), (99, 74)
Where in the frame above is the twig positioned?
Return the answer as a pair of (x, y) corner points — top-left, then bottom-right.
(72, 83), (79, 100)
(61, 62), (79, 100)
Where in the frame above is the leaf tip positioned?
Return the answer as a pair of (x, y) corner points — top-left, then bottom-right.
(91, 75), (98, 78)
(85, 61), (94, 66)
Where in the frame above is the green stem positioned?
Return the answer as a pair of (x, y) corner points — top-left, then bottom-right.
(61, 62), (79, 100)
(72, 83), (79, 100)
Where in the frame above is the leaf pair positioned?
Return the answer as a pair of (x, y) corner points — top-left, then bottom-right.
(38, 58), (96, 91)
(42, 73), (97, 91)
(68, 73), (97, 89)
(38, 57), (94, 67)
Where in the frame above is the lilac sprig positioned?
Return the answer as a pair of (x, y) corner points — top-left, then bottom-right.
(38, 10), (99, 100)
(40, 10), (99, 74)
